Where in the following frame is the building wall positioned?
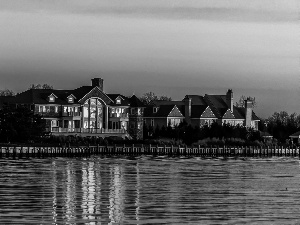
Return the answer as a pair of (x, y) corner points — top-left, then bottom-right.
(222, 119), (244, 126)
(129, 107), (144, 140)
(144, 118), (168, 129)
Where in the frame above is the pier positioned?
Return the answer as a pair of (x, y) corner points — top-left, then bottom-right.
(0, 145), (299, 159)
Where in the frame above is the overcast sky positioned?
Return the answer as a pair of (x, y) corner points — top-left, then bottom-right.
(0, 0), (298, 118)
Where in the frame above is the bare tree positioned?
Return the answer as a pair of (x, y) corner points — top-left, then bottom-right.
(29, 84), (53, 89)
(0, 89), (15, 96)
(140, 92), (172, 105)
(235, 95), (257, 108)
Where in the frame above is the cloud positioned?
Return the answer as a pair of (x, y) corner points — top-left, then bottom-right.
(0, 0), (298, 23)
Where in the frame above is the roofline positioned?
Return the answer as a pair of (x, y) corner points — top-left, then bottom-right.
(78, 86), (113, 104)
(48, 93), (58, 98)
(67, 94), (77, 99)
(167, 105), (184, 117)
(199, 106), (217, 118)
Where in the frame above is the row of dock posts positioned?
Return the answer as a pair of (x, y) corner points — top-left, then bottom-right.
(0, 145), (299, 159)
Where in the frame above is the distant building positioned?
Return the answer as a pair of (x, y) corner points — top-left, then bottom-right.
(289, 131), (300, 144)
(144, 89), (260, 130)
(0, 79), (260, 140)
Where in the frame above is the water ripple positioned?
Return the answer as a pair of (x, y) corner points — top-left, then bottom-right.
(0, 157), (300, 224)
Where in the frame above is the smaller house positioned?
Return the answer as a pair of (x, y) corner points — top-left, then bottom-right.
(144, 102), (184, 128)
(289, 131), (300, 144)
(260, 131), (273, 142)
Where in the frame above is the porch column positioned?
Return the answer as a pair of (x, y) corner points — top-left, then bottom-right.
(105, 106), (109, 129)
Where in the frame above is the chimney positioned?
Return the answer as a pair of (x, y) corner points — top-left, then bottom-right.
(91, 78), (104, 91)
(245, 97), (253, 127)
(226, 89), (233, 112)
(184, 96), (192, 124)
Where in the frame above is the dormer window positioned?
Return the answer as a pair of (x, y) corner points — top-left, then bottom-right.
(153, 107), (158, 113)
(68, 97), (74, 103)
(48, 93), (57, 103)
(49, 96), (55, 102)
(67, 94), (76, 104)
(116, 99), (121, 104)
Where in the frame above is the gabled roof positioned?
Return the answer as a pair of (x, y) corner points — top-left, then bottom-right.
(222, 109), (235, 119)
(107, 94), (130, 106)
(67, 94), (76, 99)
(289, 131), (300, 138)
(12, 85), (113, 105)
(234, 107), (260, 120)
(13, 89), (77, 105)
(144, 104), (184, 118)
(128, 95), (145, 108)
(193, 106), (217, 119)
(73, 86), (113, 105)
(168, 105), (184, 117)
(205, 95), (228, 109)
(260, 131), (273, 137)
(48, 93), (58, 98)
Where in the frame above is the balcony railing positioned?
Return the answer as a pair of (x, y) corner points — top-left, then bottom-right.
(62, 112), (81, 117)
(47, 127), (126, 134)
(109, 113), (129, 119)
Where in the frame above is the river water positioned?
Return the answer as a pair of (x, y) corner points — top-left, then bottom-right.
(1, 156), (300, 224)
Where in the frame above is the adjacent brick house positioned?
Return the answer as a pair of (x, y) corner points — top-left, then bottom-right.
(144, 89), (259, 130)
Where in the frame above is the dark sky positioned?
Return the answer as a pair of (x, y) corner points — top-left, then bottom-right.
(0, 0), (298, 118)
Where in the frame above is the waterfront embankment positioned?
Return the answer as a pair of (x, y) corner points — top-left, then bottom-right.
(1, 145), (299, 159)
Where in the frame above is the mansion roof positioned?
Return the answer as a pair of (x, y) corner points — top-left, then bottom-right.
(146, 93), (260, 121)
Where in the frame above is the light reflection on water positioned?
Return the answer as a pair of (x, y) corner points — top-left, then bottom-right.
(0, 157), (300, 224)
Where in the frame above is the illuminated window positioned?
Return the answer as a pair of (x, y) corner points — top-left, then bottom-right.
(116, 99), (121, 104)
(51, 120), (57, 127)
(68, 97), (74, 103)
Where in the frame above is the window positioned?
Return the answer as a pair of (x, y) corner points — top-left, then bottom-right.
(39, 106), (43, 112)
(90, 99), (96, 105)
(131, 108), (135, 114)
(55, 106), (58, 113)
(68, 97), (73, 103)
(151, 119), (154, 127)
(153, 107), (158, 113)
(48, 94), (56, 102)
(51, 120), (57, 127)
(83, 107), (89, 118)
(49, 96), (55, 102)
(116, 99), (121, 104)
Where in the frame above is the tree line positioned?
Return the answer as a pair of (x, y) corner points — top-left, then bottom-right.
(0, 83), (53, 96)
(263, 111), (300, 143)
